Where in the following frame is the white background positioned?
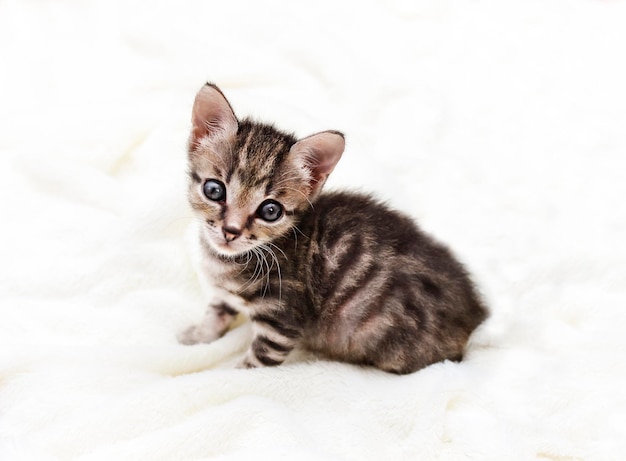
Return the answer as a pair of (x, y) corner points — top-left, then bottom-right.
(1, 0), (625, 459)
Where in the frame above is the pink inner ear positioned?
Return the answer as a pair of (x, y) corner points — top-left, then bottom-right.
(190, 84), (238, 147)
(291, 131), (345, 194)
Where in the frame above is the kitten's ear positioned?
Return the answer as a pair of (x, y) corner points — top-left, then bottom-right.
(189, 83), (238, 148)
(290, 130), (345, 197)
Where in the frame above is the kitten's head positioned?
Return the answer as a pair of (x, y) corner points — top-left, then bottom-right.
(187, 83), (345, 257)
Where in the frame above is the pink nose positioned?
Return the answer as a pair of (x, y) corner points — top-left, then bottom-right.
(223, 226), (241, 242)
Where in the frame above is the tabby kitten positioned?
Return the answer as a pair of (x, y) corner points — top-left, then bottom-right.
(178, 83), (487, 374)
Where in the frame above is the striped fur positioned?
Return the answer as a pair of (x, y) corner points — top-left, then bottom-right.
(178, 84), (488, 374)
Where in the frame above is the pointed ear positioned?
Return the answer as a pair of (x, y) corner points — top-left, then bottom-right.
(189, 83), (238, 149)
(290, 130), (345, 197)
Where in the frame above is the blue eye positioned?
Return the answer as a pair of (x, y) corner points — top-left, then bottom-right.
(257, 200), (283, 222)
(203, 179), (226, 202)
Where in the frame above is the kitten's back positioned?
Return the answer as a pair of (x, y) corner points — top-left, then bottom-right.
(300, 191), (487, 374)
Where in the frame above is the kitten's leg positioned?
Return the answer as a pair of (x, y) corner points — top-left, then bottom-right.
(178, 302), (238, 345)
(237, 314), (301, 369)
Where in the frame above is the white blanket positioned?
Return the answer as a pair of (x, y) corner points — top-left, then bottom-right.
(1, 1), (625, 459)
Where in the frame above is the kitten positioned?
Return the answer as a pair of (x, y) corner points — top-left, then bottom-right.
(178, 83), (487, 374)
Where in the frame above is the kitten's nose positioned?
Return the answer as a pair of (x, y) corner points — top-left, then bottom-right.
(223, 226), (242, 242)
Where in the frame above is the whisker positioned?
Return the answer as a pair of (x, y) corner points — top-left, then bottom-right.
(235, 251), (253, 276)
(267, 242), (288, 261)
(257, 245), (272, 299)
(260, 243), (283, 308)
(292, 224), (309, 240)
(277, 186), (314, 209)
(272, 174), (306, 188)
(237, 248), (263, 294)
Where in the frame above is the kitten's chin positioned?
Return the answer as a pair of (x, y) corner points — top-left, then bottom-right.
(212, 242), (249, 258)
(201, 232), (251, 258)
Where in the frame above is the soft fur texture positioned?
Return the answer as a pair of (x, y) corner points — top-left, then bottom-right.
(1, 1), (626, 459)
(180, 83), (487, 374)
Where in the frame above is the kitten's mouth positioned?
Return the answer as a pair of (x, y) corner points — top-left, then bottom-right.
(202, 227), (251, 257)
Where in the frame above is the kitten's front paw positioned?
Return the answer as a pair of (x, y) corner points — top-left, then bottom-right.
(235, 358), (257, 370)
(177, 324), (221, 345)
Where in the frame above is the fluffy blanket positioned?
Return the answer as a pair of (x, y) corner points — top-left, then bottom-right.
(1, 1), (625, 459)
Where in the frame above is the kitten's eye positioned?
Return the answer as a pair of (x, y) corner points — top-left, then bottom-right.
(203, 179), (226, 202)
(257, 200), (283, 222)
